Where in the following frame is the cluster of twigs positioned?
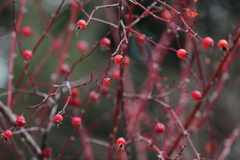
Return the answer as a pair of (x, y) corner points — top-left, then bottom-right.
(0, 0), (240, 160)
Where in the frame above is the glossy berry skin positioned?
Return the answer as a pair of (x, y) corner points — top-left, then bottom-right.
(22, 50), (33, 59)
(154, 123), (165, 134)
(177, 49), (192, 59)
(100, 37), (111, 48)
(60, 64), (69, 74)
(202, 37), (214, 49)
(112, 70), (120, 80)
(218, 39), (229, 50)
(54, 114), (63, 124)
(16, 116), (26, 127)
(89, 91), (100, 102)
(71, 88), (80, 97)
(116, 137), (126, 153)
(114, 55), (124, 64)
(192, 91), (202, 101)
(177, 49), (187, 59)
(76, 20), (87, 30)
(3, 130), (13, 139)
(100, 87), (110, 96)
(21, 26), (32, 37)
(77, 40), (89, 52)
(71, 117), (82, 127)
(137, 34), (146, 43)
(43, 148), (52, 157)
(103, 78), (111, 86)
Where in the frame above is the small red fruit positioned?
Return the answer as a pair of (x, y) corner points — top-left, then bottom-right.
(116, 137), (126, 153)
(53, 39), (62, 51)
(71, 88), (80, 97)
(114, 55), (124, 64)
(112, 70), (120, 80)
(100, 87), (110, 96)
(202, 37), (214, 49)
(218, 39), (229, 51)
(89, 91), (100, 102)
(176, 49), (191, 59)
(77, 40), (89, 52)
(76, 20), (87, 30)
(16, 116), (26, 127)
(137, 34), (146, 43)
(21, 26), (32, 37)
(103, 78), (111, 86)
(73, 98), (82, 106)
(154, 122), (165, 134)
(71, 117), (82, 127)
(191, 91), (202, 101)
(60, 64), (69, 74)
(43, 148), (52, 157)
(3, 130), (13, 139)
(161, 9), (172, 19)
(76, 20), (87, 35)
(53, 114), (63, 127)
(22, 50), (33, 59)
(100, 37), (111, 48)
(68, 97), (82, 107)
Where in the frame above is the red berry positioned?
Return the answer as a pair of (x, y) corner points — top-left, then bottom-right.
(21, 26), (32, 37)
(137, 34), (146, 43)
(3, 130), (13, 139)
(16, 116), (26, 127)
(123, 56), (130, 65)
(114, 55), (124, 64)
(53, 114), (63, 127)
(77, 40), (89, 52)
(176, 49), (191, 59)
(68, 97), (82, 107)
(103, 78), (111, 86)
(116, 137), (126, 153)
(73, 98), (82, 106)
(161, 9), (172, 19)
(154, 122), (165, 134)
(71, 117), (82, 127)
(89, 91), (100, 102)
(112, 70), (120, 80)
(60, 64), (69, 74)
(202, 37), (214, 49)
(100, 87), (110, 96)
(43, 148), (52, 157)
(100, 37), (111, 48)
(76, 20), (87, 30)
(71, 88), (80, 97)
(53, 39), (62, 51)
(218, 39), (229, 50)
(191, 91), (202, 101)
(22, 50), (33, 59)
(204, 141), (214, 154)
(68, 97), (75, 105)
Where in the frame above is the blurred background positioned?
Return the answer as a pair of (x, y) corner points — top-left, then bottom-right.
(0, 0), (240, 159)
